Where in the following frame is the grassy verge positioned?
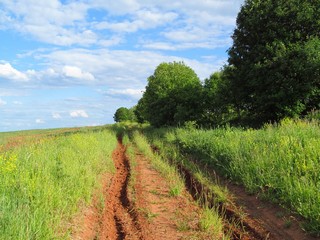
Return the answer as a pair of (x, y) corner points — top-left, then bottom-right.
(131, 128), (229, 239)
(131, 131), (185, 196)
(174, 119), (320, 234)
(0, 128), (117, 239)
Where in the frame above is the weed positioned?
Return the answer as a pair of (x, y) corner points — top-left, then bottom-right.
(176, 220), (190, 231)
(199, 207), (224, 238)
(284, 217), (292, 229)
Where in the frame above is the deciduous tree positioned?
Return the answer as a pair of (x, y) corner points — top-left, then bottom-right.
(228, 0), (320, 124)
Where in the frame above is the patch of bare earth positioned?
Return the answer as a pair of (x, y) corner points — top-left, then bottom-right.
(72, 139), (214, 240)
(179, 158), (319, 240)
(133, 154), (213, 240)
(226, 181), (319, 240)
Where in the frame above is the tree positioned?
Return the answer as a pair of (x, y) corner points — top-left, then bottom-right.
(227, 0), (320, 124)
(200, 70), (237, 127)
(139, 62), (202, 127)
(113, 107), (136, 122)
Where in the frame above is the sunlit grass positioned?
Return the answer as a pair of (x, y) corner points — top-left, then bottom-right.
(132, 131), (185, 197)
(175, 119), (320, 234)
(0, 129), (117, 239)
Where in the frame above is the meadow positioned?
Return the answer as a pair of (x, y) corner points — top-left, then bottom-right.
(168, 119), (320, 234)
(0, 127), (117, 239)
(1, 119), (320, 238)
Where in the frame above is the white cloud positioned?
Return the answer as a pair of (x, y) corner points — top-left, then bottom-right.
(95, 10), (177, 33)
(62, 66), (95, 81)
(92, 0), (140, 15)
(108, 88), (144, 100)
(70, 110), (89, 118)
(1, 0), (93, 46)
(0, 98), (7, 106)
(35, 118), (45, 124)
(38, 48), (223, 85)
(0, 0), (242, 47)
(52, 112), (62, 119)
(13, 101), (22, 105)
(0, 63), (29, 81)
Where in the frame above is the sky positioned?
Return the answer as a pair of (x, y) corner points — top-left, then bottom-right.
(0, 0), (244, 132)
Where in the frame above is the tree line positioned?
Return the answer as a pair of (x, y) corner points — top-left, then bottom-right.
(114, 0), (320, 128)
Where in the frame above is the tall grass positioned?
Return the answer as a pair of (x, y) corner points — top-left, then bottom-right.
(139, 127), (230, 239)
(0, 129), (117, 239)
(175, 119), (320, 234)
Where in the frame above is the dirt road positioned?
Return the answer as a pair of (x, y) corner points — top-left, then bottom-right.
(72, 139), (318, 240)
(73, 139), (212, 239)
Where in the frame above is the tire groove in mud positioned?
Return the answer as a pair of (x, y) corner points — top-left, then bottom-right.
(177, 164), (265, 240)
(100, 138), (143, 240)
(176, 162), (315, 240)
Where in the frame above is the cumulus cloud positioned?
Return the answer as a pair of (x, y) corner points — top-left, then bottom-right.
(1, 0), (93, 46)
(0, 0), (242, 47)
(13, 101), (22, 105)
(95, 10), (177, 33)
(70, 110), (89, 118)
(38, 48), (223, 85)
(52, 112), (62, 119)
(35, 118), (45, 124)
(107, 88), (144, 100)
(0, 98), (7, 106)
(62, 66), (95, 81)
(0, 63), (29, 81)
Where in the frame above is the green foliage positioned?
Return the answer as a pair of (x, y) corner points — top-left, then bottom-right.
(0, 129), (117, 239)
(200, 70), (237, 127)
(227, 0), (320, 124)
(138, 61), (202, 127)
(175, 120), (320, 234)
(113, 107), (137, 122)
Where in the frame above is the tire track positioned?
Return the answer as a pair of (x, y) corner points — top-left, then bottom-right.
(99, 138), (142, 240)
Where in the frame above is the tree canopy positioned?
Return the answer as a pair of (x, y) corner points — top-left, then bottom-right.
(113, 107), (136, 122)
(227, 0), (320, 123)
(115, 1), (320, 128)
(137, 62), (202, 127)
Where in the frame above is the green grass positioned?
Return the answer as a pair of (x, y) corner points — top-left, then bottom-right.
(174, 119), (320, 234)
(0, 128), (117, 239)
(131, 127), (229, 239)
(131, 131), (185, 197)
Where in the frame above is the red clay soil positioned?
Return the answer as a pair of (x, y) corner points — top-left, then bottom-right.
(72, 140), (215, 240)
(72, 138), (319, 240)
(133, 154), (213, 240)
(226, 181), (320, 240)
(180, 159), (320, 240)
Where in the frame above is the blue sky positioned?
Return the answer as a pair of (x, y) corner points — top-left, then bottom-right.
(0, 0), (243, 132)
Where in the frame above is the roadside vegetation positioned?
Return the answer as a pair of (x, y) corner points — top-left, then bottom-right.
(174, 119), (320, 234)
(0, 128), (117, 239)
(120, 123), (229, 239)
(113, 0), (320, 236)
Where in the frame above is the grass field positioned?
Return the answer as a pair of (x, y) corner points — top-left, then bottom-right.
(0, 127), (117, 239)
(170, 119), (320, 234)
(1, 119), (319, 237)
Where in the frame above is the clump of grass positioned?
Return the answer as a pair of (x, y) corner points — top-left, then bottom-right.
(199, 207), (225, 238)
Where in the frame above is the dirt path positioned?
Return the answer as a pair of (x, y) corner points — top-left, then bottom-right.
(178, 159), (320, 240)
(133, 154), (213, 240)
(73, 139), (212, 240)
(71, 138), (320, 240)
(99, 139), (143, 240)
